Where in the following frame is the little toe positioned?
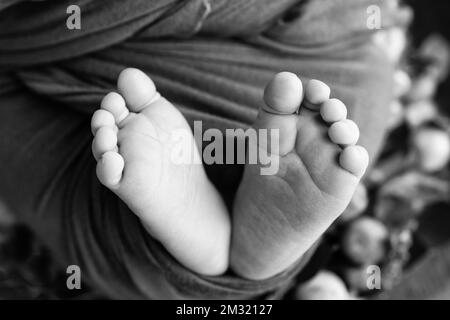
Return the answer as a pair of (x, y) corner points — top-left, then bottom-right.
(92, 126), (118, 161)
(328, 119), (360, 146)
(304, 79), (331, 110)
(117, 68), (160, 113)
(320, 99), (347, 123)
(91, 109), (116, 135)
(339, 145), (369, 177)
(101, 92), (129, 124)
(96, 151), (125, 188)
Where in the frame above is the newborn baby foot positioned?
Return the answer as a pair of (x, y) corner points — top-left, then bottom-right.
(91, 68), (230, 275)
(231, 72), (369, 279)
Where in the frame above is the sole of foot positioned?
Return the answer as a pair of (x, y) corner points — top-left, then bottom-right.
(91, 68), (230, 275)
(232, 72), (369, 279)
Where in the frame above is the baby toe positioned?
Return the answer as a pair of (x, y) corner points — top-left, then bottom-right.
(320, 98), (347, 123)
(92, 126), (118, 161)
(304, 79), (330, 110)
(96, 151), (124, 188)
(328, 119), (360, 146)
(101, 92), (129, 124)
(339, 145), (369, 177)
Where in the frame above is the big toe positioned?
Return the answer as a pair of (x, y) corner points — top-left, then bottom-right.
(263, 72), (303, 115)
(256, 72), (303, 156)
(117, 68), (160, 112)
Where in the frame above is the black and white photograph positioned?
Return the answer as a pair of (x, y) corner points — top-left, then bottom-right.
(0, 0), (449, 304)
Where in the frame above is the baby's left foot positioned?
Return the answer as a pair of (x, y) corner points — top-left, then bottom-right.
(231, 72), (369, 279)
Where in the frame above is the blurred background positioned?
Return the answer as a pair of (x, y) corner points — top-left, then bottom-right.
(1, 0), (449, 299)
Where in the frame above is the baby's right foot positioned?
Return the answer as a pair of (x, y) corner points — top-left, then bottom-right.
(231, 72), (369, 279)
(91, 68), (230, 275)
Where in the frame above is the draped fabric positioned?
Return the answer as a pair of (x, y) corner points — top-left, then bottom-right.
(0, 0), (401, 298)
